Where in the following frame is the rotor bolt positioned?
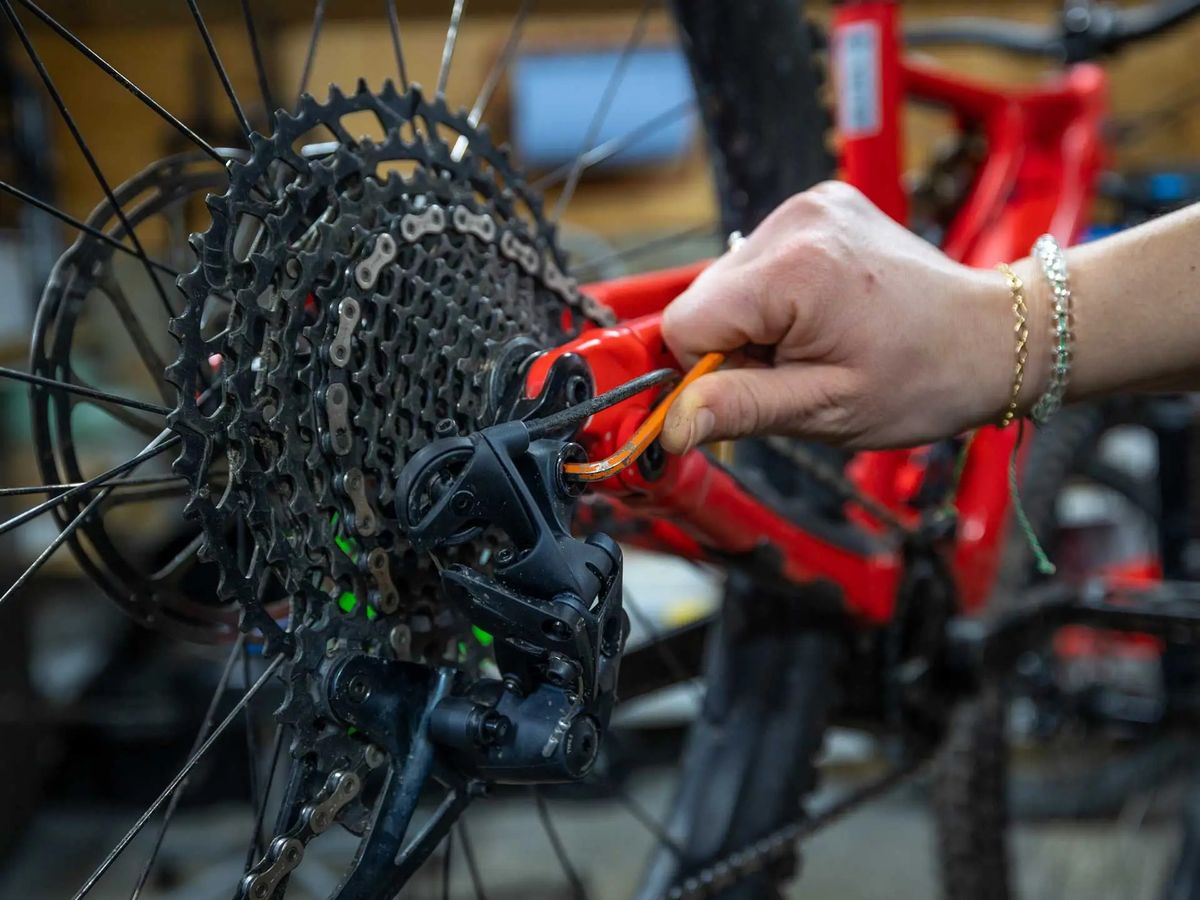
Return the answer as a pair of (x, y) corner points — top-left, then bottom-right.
(435, 418), (459, 438)
(451, 490), (474, 515)
(496, 547), (515, 566)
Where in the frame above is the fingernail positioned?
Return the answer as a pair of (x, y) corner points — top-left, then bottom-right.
(687, 407), (715, 452)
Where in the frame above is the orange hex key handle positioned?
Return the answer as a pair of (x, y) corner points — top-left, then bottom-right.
(561, 351), (726, 484)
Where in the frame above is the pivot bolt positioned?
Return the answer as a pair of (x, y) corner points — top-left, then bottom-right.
(346, 675), (371, 703)
(476, 710), (512, 746)
(545, 653), (579, 687)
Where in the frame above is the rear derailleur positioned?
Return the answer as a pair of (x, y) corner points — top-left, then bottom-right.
(329, 354), (630, 785)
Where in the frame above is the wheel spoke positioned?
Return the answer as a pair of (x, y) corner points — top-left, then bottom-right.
(612, 782), (682, 857)
(1, 0), (184, 320)
(297, 0), (329, 102)
(97, 276), (174, 406)
(128, 635), (247, 900)
(80, 392), (167, 440)
(532, 788), (589, 900)
(390, 785), (473, 885)
(452, 0), (533, 161)
(0, 474), (189, 499)
(240, 0), (276, 118)
(0, 437), (182, 609)
(184, 0), (252, 137)
(536, 100), (693, 192)
(0, 434), (179, 540)
(0, 180), (184, 280)
(618, 618), (707, 702)
(243, 724), (286, 875)
(99, 482), (196, 509)
(623, 589), (703, 702)
(572, 223), (718, 280)
(457, 820), (488, 900)
(441, 828), (453, 900)
(435, 0), (468, 102)
(241, 643), (265, 865)
(149, 532), (206, 582)
(385, 0), (409, 90)
(71, 654), (283, 900)
(0, 365), (170, 416)
(550, 0), (654, 223)
(14, 0), (224, 164)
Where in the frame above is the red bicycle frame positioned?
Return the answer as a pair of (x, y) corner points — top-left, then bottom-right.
(528, 0), (1107, 625)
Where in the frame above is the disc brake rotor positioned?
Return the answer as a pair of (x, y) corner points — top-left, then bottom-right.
(30, 150), (245, 642)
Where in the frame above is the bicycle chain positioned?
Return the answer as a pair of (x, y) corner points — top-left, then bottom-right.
(666, 760), (925, 899)
(763, 436), (916, 537)
(168, 83), (606, 889)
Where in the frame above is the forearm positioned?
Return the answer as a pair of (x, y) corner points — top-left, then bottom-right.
(1011, 203), (1200, 412)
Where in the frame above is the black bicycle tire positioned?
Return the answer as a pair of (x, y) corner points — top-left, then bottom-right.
(635, 4), (839, 897)
(933, 403), (1171, 899)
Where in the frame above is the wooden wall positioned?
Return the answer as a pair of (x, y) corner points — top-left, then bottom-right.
(12, 1), (1200, 240)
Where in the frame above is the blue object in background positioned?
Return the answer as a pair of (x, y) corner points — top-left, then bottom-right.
(511, 46), (697, 170)
(1147, 171), (1190, 203)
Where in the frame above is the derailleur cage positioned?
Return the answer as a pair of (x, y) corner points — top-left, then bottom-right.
(393, 405), (628, 783)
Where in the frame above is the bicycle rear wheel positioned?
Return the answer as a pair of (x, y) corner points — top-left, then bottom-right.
(0, 2), (840, 898)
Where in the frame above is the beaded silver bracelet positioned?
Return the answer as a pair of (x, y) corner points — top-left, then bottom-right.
(1029, 234), (1073, 425)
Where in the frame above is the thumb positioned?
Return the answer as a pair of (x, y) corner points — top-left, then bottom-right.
(661, 366), (827, 454)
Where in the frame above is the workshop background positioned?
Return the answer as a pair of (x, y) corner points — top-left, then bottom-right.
(0, 1), (1198, 898)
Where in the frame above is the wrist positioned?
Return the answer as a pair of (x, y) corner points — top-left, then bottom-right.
(951, 265), (1031, 433)
(1008, 254), (1054, 419)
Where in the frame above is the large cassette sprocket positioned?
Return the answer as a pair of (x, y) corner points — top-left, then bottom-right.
(166, 82), (606, 822)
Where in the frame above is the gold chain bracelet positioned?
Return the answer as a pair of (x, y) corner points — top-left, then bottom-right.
(995, 262), (1029, 428)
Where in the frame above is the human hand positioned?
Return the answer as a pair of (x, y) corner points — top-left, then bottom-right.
(660, 181), (1024, 454)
